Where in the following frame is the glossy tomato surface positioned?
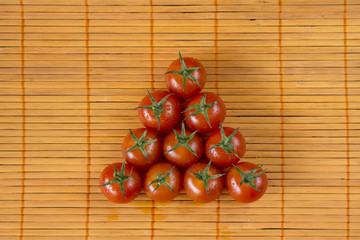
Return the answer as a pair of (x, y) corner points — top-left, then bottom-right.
(144, 162), (182, 202)
(226, 162), (267, 203)
(138, 90), (180, 135)
(165, 56), (206, 100)
(183, 162), (224, 203)
(122, 128), (161, 170)
(183, 92), (226, 135)
(163, 127), (203, 168)
(205, 127), (246, 168)
(99, 162), (142, 203)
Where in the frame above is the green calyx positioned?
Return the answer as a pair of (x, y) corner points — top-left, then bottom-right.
(165, 122), (199, 157)
(183, 92), (220, 127)
(137, 89), (173, 131)
(233, 164), (267, 192)
(188, 161), (225, 196)
(100, 161), (132, 198)
(149, 166), (176, 193)
(123, 129), (157, 162)
(210, 124), (240, 160)
(165, 51), (201, 89)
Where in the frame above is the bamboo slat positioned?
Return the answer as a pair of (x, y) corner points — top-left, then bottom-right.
(0, 0), (359, 239)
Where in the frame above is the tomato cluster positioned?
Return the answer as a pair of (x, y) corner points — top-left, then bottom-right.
(100, 52), (268, 204)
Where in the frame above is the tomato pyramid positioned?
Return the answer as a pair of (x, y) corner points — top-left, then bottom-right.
(99, 52), (267, 203)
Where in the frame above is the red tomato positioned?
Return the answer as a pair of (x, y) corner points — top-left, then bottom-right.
(99, 162), (142, 203)
(122, 128), (161, 170)
(183, 161), (224, 203)
(165, 52), (206, 100)
(183, 92), (226, 135)
(163, 122), (203, 168)
(144, 162), (182, 202)
(226, 162), (267, 203)
(138, 90), (180, 135)
(205, 125), (246, 169)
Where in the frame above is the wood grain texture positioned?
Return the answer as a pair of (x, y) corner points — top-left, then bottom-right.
(0, 0), (359, 239)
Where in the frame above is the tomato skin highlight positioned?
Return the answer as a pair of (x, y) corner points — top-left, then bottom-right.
(122, 128), (161, 170)
(163, 127), (203, 168)
(138, 90), (181, 135)
(184, 92), (226, 135)
(183, 162), (224, 203)
(144, 162), (182, 202)
(226, 162), (268, 203)
(99, 163), (142, 204)
(205, 127), (246, 169)
(165, 56), (206, 100)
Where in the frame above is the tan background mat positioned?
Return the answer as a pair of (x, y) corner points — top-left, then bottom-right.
(0, 0), (359, 239)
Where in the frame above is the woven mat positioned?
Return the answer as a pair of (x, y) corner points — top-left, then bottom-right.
(0, 0), (359, 239)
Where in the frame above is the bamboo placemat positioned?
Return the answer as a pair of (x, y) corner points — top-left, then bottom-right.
(0, 0), (359, 239)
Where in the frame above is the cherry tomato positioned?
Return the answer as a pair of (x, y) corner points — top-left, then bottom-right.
(138, 90), (180, 135)
(144, 162), (182, 202)
(163, 122), (203, 168)
(122, 128), (161, 170)
(226, 162), (267, 203)
(165, 52), (206, 100)
(183, 92), (226, 135)
(205, 125), (246, 169)
(99, 162), (142, 203)
(183, 161), (224, 203)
